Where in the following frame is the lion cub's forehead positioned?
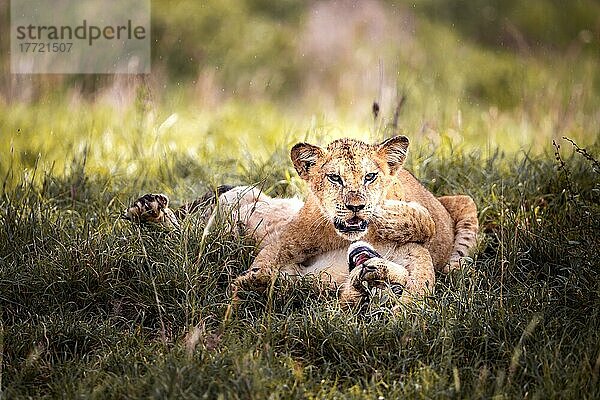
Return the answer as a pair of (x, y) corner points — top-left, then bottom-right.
(325, 139), (380, 172)
(326, 138), (371, 152)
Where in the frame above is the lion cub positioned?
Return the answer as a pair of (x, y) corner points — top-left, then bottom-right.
(231, 136), (477, 303)
(125, 136), (478, 305)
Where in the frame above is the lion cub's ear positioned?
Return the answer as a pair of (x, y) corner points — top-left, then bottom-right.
(291, 142), (325, 180)
(377, 135), (409, 174)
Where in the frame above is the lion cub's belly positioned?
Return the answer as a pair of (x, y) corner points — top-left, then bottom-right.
(294, 249), (349, 284)
(284, 243), (400, 285)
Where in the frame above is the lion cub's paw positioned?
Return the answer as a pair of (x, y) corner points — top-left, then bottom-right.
(123, 193), (180, 230)
(340, 242), (407, 308)
(233, 266), (275, 292)
(347, 241), (408, 293)
(347, 241), (384, 288)
(372, 200), (435, 244)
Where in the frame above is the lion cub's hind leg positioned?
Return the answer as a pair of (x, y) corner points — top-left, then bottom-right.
(437, 195), (479, 272)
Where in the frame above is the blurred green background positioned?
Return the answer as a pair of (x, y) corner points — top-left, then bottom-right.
(0, 0), (599, 180)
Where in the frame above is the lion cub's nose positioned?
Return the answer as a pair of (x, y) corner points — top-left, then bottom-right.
(345, 204), (365, 213)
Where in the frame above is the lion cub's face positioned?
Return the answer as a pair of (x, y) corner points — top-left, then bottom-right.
(291, 136), (409, 241)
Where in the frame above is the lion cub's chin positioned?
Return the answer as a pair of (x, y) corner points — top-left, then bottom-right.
(338, 230), (369, 241)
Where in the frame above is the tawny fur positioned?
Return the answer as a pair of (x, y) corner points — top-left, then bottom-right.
(124, 136), (479, 306)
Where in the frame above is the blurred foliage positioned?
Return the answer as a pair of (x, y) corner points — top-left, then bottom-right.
(2, 0), (599, 101)
(414, 0), (600, 52)
(150, 0), (304, 96)
(1, 0), (599, 175)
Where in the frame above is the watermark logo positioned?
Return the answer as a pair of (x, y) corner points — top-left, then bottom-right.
(11, 0), (150, 74)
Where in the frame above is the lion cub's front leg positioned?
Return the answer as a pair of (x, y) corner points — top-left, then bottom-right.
(232, 243), (282, 291)
(233, 203), (342, 291)
(371, 200), (435, 244)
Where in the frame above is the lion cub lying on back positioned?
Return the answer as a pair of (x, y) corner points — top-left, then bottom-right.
(125, 136), (478, 305)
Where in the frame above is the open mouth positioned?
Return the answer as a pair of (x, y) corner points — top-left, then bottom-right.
(334, 216), (368, 234)
(348, 243), (381, 271)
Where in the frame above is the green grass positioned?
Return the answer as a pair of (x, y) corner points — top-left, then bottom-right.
(1, 132), (599, 398)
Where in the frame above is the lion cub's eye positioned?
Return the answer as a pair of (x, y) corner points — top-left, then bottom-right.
(326, 173), (344, 186)
(364, 172), (378, 184)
